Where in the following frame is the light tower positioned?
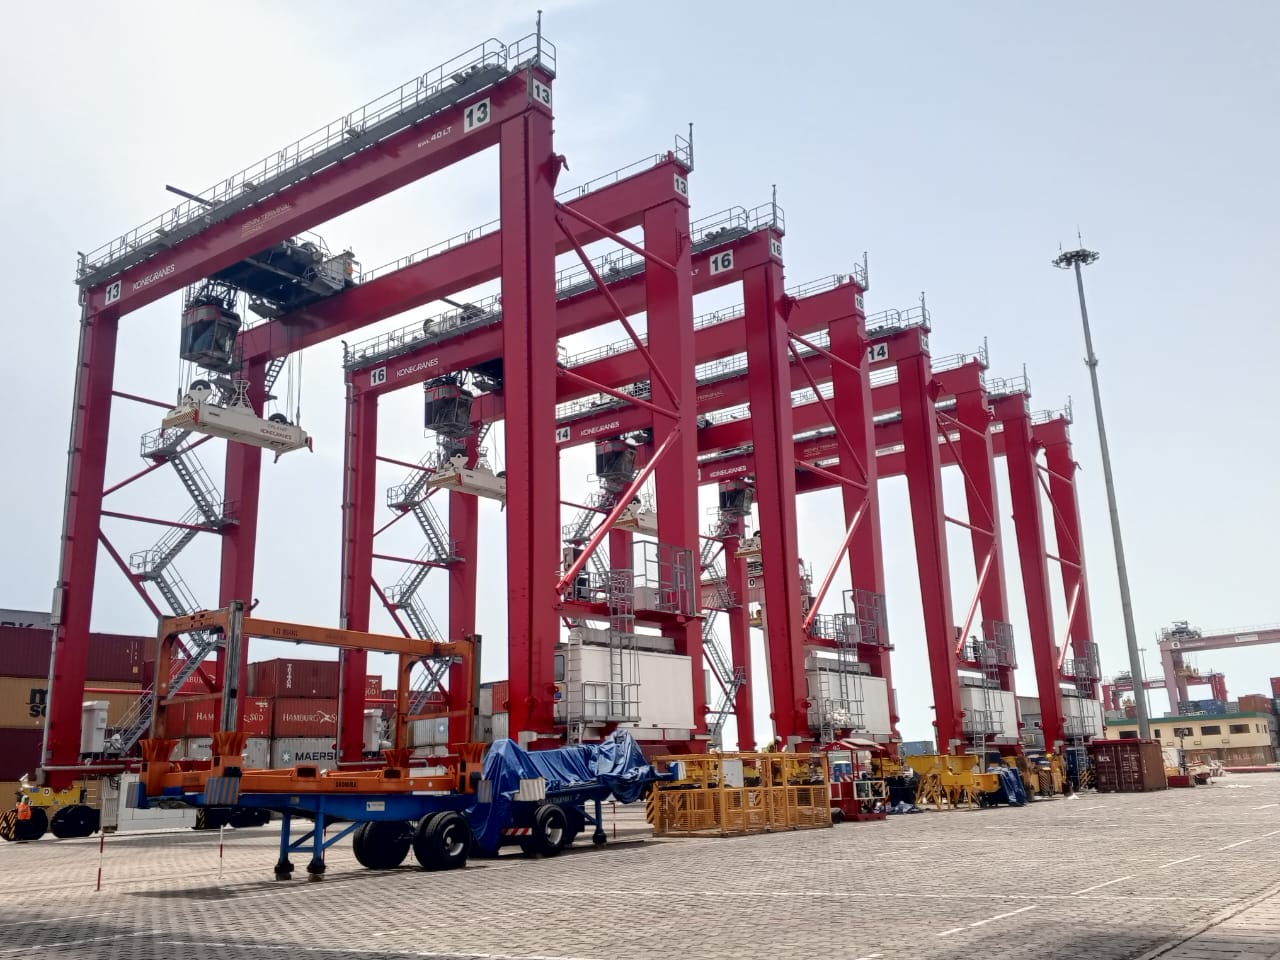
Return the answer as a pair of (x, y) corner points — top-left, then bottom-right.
(1053, 244), (1149, 738)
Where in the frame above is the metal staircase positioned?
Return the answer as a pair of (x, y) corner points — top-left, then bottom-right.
(606, 570), (640, 723)
(698, 527), (746, 746)
(381, 450), (459, 641)
(110, 432), (234, 756)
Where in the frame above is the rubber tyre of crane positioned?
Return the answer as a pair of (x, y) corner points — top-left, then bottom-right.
(830, 807), (845, 825)
(50, 804), (100, 839)
(413, 812), (470, 871)
(520, 803), (568, 857)
(352, 821), (413, 870)
(1, 807), (48, 842)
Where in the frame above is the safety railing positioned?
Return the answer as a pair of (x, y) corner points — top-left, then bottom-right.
(79, 36), (547, 284)
(865, 303), (930, 337)
(554, 133), (693, 202)
(1031, 397), (1074, 425)
(931, 343), (989, 374)
(344, 293), (503, 368)
(986, 373), (1031, 398)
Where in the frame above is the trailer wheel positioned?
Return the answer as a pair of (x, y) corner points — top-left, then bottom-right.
(50, 805), (100, 839)
(413, 812), (469, 870)
(521, 803), (568, 857)
(1, 807), (48, 842)
(830, 807), (845, 825)
(352, 821), (413, 870)
(194, 808), (233, 830)
(229, 808), (271, 829)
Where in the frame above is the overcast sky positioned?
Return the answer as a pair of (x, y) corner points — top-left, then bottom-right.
(2, 2), (1277, 745)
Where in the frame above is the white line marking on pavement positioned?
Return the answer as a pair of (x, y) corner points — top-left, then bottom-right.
(969, 905), (1038, 927)
(0, 931), (159, 955)
(0, 912), (116, 928)
(936, 927), (966, 938)
(1218, 829), (1280, 850)
(1252, 803), (1278, 810)
(1072, 875), (1133, 895)
(853, 954), (883, 959)
(158, 946), (606, 960)
(1159, 855), (1201, 868)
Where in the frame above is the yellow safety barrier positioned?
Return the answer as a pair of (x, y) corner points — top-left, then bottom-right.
(648, 752), (832, 837)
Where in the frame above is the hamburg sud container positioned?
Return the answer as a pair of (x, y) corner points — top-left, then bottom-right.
(172, 697), (273, 737)
(272, 698), (339, 738)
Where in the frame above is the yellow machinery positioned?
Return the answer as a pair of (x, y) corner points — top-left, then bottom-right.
(0, 779), (99, 841)
(646, 752), (831, 837)
(904, 755), (1001, 810)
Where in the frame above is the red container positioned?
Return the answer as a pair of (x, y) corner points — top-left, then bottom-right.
(272, 698), (339, 738)
(1239, 694), (1272, 713)
(252, 659), (339, 698)
(0, 628), (143, 681)
(1271, 677), (1280, 698)
(492, 680), (510, 712)
(167, 697), (274, 737)
(0, 727), (43, 781)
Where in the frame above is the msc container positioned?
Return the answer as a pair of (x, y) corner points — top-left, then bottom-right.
(271, 698), (338, 738)
(0, 678), (141, 729)
(271, 737), (338, 768)
(0, 727), (43, 780)
(251, 659), (340, 698)
(180, 737), (270, 768)
(1088, 739), (1168, 793)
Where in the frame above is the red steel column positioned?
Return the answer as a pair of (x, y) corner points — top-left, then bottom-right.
(219, 360), (265, 718)
(43, 306), (119, 786)
(723, 518), (755, 750)
(829, 297), (899, 741)
(337, 383), (377, 761)
(994, 395), (1064, 751)
(894, 331), (964, 753)
(954, 381), (1014, 693)
(447, 433), (480, 743)
(643, 195), (704, 738)
(500, 102), (559, 742)
(1041, 422), (1099, 699)
(742, 258), (808, 744)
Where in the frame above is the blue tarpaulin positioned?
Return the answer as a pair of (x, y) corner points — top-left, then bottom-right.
(986, 767), (1028, 806)
(467, 731), (662, 851)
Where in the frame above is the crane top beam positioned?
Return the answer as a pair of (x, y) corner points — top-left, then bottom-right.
(1159, 624), (1280, 653)
(78, 34), (557, 315)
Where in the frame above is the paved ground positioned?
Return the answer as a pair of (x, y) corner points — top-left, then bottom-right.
(0, 775), (1277, 959)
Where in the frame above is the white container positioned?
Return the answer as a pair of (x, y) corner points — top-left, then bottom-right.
(408, 717), (449, 747)
(81, 701), (108, 754)
(478, 686), (494, 718)
(180, 737), (270, 768)
(114, 773), (198, 831)
(492, 712), (509, 742)
(554, 644), (694, 736)
(271, 737), (338, 768)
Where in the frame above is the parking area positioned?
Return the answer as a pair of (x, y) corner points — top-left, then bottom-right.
(1, 775), (1277, 960)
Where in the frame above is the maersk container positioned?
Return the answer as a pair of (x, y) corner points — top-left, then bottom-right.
(271, 738), (338, 769)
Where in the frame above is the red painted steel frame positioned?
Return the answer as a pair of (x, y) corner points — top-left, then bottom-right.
(45, 62), (554, 787)
(338, 385), (378, 762)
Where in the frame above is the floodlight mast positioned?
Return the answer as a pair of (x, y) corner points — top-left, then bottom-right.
(1052, 245), (1149, 739)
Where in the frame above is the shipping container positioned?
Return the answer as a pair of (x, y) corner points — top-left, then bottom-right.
(1088, 739), (1168, 793)
(0, 628), (144, 681)
(0, 610), (51, 629)
(180, 737), (270, 768)
(0, 677), (141, 729)
(112, 774), (198, 831)
(0, 727), (43, 780)
(169, 697), (273, 737)
(1238, 694), (1272, 714)
(271, 737), (338, 769)
(491, 711), (509, 742)
(1271, 677), (1280, 698)
(408, 717), (450, 747)
(251, 659), (340, 698)
(271, 698), (338, 738)
(492, 680), (509, 712)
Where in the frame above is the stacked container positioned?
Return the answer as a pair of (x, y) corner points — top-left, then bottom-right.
(0, 626), (145, 798)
